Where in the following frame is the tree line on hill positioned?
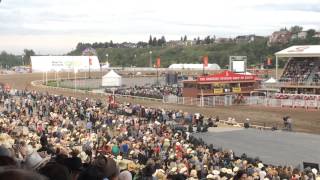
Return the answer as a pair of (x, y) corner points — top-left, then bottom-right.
(68, 26), (320, 68)
(1, 25), (319, 68)
(0, 49), (35, 68)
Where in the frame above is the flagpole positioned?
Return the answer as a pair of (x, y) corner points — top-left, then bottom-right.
(74, 71), (77, 94)
(156, 57), (160, 86)
(89, 57), (91, 79)
(89, 63), (91, 79)
(203, 64), (204, 75)
(157, 66), (159, 85)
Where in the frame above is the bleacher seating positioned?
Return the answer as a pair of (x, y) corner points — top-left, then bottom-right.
(280, 57), (320, 85)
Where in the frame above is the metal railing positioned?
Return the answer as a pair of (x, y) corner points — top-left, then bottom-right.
(163, 95), (320, 109)
(32, 79), (320, 110)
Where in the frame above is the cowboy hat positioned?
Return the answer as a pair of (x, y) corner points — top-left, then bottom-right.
(190, 169), (198, 178)
(207, 174), (215, 179)
(127, 162), (137, 172)
(118, 160), (128, 171)
(213, 169), (220, 175)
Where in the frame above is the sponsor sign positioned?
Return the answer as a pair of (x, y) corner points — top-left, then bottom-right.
(232, 87), (241, 93)
(213, 88), (224, 94)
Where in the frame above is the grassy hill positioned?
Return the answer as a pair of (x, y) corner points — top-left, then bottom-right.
(68, 38), (320, 68)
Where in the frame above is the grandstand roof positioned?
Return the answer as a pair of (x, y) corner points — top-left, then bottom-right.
(275, 45), (320, 57)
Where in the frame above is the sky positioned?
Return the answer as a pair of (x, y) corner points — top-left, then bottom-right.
(0, 0), (320, 55)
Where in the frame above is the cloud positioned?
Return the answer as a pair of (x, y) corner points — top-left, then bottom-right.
(0, 0), (320, 54)
(255, 2), (320, 13)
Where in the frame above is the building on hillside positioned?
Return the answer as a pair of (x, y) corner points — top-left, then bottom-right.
(120, 42), (137, 48)
(235, 35), (265, 44)
(215, 38), (233, 44)
(291, 31), (308, 40)
(268, 30), (292, 46)
(166, 40), (195, 47)
(313, 32), (320, 38)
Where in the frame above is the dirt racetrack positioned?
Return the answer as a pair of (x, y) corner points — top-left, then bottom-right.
(1, 72), (320, 134)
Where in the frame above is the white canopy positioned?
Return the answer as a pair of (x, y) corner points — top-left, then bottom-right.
(102, 70), (122, 87)
(265, 77), (277, 83)
(275, 45), (320, 57)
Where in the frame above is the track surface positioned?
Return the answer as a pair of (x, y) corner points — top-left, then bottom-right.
(1, 72), (320, 134)
(194, 128), (320, 166)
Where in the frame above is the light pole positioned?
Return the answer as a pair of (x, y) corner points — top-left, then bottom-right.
(88, 57), (91, 79)
(133, 54), (136, 77)
(105, 53), (109, 75)
(21, 55), (24, 66)
(149, 51), (152, 67)
(133, 54), (136, 67)
(74, 67), (78, 94)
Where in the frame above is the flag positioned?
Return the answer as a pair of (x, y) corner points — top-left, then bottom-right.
(89, 57), (92, 66)
(156, 57), (161, 68)
(267, 58), (272, 66)
(203, 55), (208, 67)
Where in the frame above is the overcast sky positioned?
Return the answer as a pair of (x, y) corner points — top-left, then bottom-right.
(0, 0), (320, 54)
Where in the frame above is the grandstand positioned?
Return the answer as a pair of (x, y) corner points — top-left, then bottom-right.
(275, 45), (320, 94)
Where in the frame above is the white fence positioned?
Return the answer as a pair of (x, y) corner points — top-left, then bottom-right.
(247, 96), (320, 109)
(163, 95), (320, 109)
(32, 79), (320, 109)
(163, 96), (232, 107)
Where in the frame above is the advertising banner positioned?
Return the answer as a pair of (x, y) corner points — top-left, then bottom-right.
(232, 87), (241, 93)
(31, 56), (100, 72)
(213, 88), (224, 94)
(198, 70), (256, 82)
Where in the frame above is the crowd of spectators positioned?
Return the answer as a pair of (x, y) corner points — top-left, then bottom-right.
(280, 58), (320, 85)
(312, 69), (320, 85)
(280, 59), (313, 83)
(0, 89), (319, 180)
(106, 86), (182, 99)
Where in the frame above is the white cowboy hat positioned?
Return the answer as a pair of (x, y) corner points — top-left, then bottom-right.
(207, 174), (215, 179)
(258, 163), (264, 169)
(179, 167), (188, 174)
(312, 168), (318, 175)
(226, 169), (233, 175)
(213, 170), (220, 175)
(190, 169), (198, 178)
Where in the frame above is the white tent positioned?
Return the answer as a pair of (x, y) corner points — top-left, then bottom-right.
(102, 70), (122, 87)
(265, 77), (277, 83)
(275, 45), (320, 58)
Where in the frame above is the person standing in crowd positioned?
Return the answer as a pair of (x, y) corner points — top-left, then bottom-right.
(0, 88), (317, 180)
